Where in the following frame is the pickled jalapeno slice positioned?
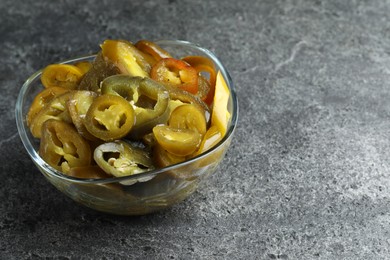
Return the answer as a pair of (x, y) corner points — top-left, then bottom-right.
(101, 39), (151, 77)
(101, 75), (171, 139)
(74, 61), (92, 74)
(67, 90), (98, 141)
(84, 94), (135, 141)
(168, 104), (207, 136)
(41, 64), (84, 90)
(101, 75), (143, 101)
(152, 143), (186, 168)
(30, 91), (73, 138)
(39, 119), (91, 173)
(27, 86), (69, 127)
(151, 58), (199, 95)
(152, 125), (201, 156)
(182, 56), (217, 105)
(94, 140), (154, 178)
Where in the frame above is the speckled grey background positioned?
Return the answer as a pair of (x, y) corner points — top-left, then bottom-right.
(2, 0), (390, 259)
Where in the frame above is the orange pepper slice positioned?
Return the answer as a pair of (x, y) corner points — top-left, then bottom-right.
(182, 56), (216, 105)
(151, 58), (199, 94)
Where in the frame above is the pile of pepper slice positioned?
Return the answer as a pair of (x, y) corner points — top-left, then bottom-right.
(27, 39), (230, 181)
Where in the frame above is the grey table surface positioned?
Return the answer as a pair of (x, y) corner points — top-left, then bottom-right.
(2, 0), (390, 259)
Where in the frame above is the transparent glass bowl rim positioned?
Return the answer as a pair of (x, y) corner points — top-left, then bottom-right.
(15, 40), (239, 185)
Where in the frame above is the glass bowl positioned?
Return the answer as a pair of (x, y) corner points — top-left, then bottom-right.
(15, 40), (238, 215)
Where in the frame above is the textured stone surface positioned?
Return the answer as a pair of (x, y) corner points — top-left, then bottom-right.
(2, 0), (390, 259)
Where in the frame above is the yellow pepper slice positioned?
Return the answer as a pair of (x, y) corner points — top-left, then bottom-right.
(27, 86), (69, 127)
(211, 71), (231, 136)
(67, 90), (98, 141)
(41, 64), (84, 89)
(168, 104), (207, 136)
(74, 61), (92, 74)
(101, 40), (150, 77)
(30, 91), (73, 138)
(193, 125), (222, 156)
(153, 125), (201, 156)
(153, 143), (186, 168)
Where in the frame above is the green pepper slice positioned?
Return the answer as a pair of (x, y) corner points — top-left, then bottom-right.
(101, 75), (143, 101)
(84, 94), (135, 141)
(94, 140), (155, 184)
(39, 119), (91, 173)
(101, 75), (170, 139)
